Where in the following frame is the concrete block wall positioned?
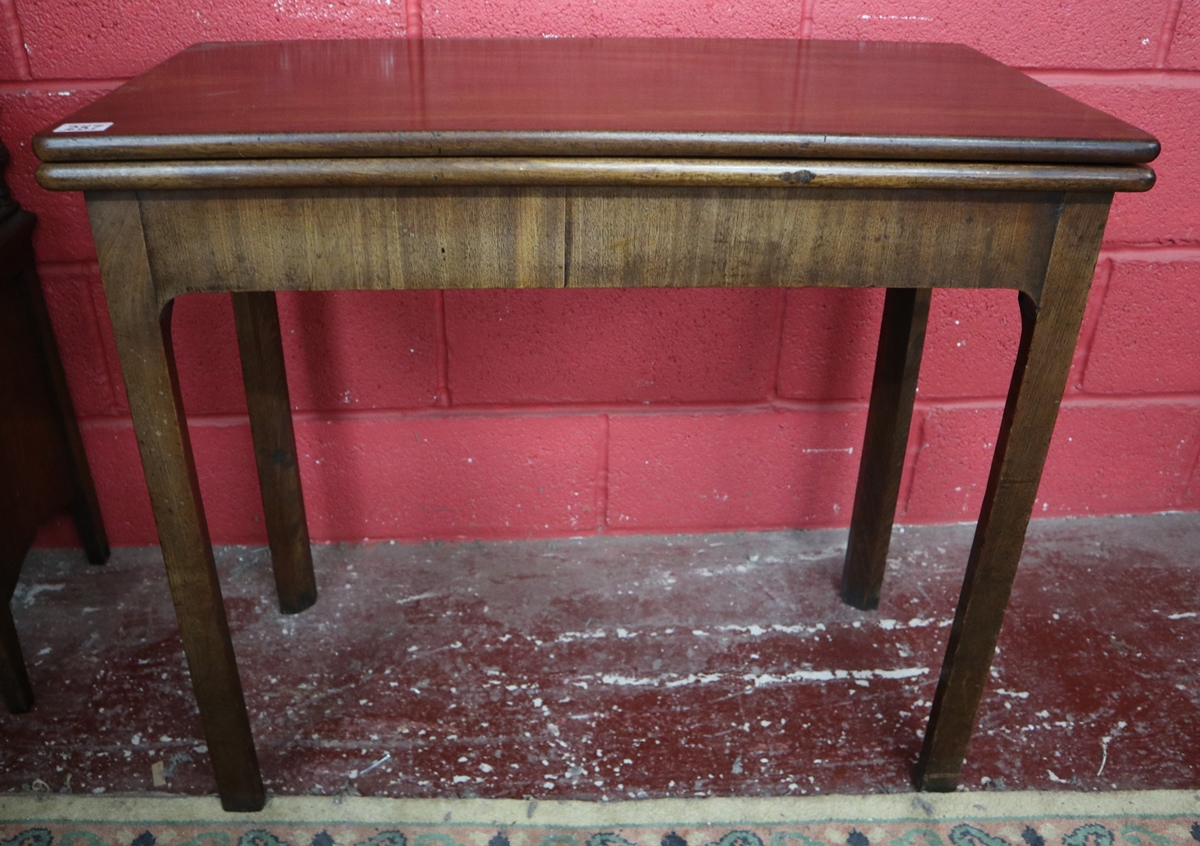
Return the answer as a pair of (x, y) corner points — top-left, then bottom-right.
(1, 0), (1197, 546)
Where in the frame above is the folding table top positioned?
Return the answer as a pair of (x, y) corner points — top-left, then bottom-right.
(34, 38), (1158, 165)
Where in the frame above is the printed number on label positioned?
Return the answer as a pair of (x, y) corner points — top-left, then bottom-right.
(53, 122), (113, 133)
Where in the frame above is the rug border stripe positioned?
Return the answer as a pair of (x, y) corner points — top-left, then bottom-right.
(1, 791), (1198, 827)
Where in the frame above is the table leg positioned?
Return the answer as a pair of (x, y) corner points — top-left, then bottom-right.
(87, 192), (264, 812)
(914, 194), (1111, 791)
(0, 586), (34, 713)
(841, 287), (931, 610)
(19, 263), (109, 566)
(232, 291), (316, 614)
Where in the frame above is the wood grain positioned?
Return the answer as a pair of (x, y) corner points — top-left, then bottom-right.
(914, 193), (1113, 791)
(86, 191), (265, 812)
(36, 159), (1156, 193)
(232, 291), (316, 615)
(128, 187), (1064, 300)
(840, 287), (931, 611)
(33, 39), (1158, 165)
(567, 188), (1060, 295)
(137, 188), (566, 300)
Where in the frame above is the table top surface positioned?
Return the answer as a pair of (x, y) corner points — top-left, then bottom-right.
(36, 38), (1157, 165)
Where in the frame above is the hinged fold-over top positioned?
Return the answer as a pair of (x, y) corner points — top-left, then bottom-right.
(34, 38), (1158, 192)
(36, 38), (1158, 163)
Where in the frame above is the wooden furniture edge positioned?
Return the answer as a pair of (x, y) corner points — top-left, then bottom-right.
(38, 158), (1155, 193)
(91, 186), (1071, 303)
(34, 132), (1161, 165)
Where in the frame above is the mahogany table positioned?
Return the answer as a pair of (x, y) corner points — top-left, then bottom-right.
(34, 38), (1157, 811)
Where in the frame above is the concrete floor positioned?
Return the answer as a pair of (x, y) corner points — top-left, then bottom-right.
(2, 513), (1198, 799)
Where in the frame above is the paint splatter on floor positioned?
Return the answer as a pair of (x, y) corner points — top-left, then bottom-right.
(2, 514), (1198, 799)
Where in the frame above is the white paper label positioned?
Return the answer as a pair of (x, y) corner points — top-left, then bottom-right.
(53, 122), (113, 133)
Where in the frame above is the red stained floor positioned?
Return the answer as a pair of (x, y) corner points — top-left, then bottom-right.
(2, 514), (1198, 799)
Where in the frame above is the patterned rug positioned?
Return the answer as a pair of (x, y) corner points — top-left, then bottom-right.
(1, 792), (1198, 846)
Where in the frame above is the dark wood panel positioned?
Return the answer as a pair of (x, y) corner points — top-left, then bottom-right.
(16, 257), (109, 567)
(132, 187), (1061, 301)
(136, 188), (567, 300)
(0, 218), (73, 552)
(35, 39), (1158, 165)
(567, 188), (1062, 296)
(0, 202), (108, 712)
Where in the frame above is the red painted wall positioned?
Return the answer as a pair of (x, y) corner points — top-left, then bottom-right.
(2, 1), (1198, 547)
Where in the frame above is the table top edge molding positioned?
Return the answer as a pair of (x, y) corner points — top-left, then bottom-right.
(33, 132), (1161, 166)
(38, 158), (1155, 193)
(30, 38), (1160, 169)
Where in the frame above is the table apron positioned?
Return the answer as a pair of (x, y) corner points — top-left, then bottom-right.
(119, 186), (1069, 306)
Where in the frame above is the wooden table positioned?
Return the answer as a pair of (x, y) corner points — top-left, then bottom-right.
(34, 38), (1157, 811)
